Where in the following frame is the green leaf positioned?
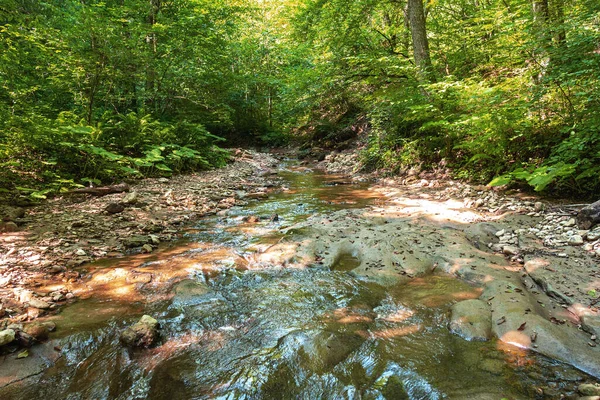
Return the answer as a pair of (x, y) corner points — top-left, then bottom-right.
(488, 175), (512, 187)
(155, 163), (172, 172)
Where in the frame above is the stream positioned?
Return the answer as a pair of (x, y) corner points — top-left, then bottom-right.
(0, 165), (594, 399)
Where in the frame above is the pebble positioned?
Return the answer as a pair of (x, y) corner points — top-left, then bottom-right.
(75, 249), (86, 256)
(568, 235), (584, 246)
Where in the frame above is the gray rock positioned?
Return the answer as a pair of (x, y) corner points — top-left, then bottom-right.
(582, 314), (600, 337)
(28, 298), (51, 309)
(502, 245), (520, 256)
(578, 200), (600, 229)
(484, 280), (600, 379)
(449, 299), (492, 341)
(119, 315), (160, 348)
(105, 202), (125, 214)
(123, 191), (138, 205)
(465, 223), (501, 250)
(534, 202), (545, 212)
(0, 329), (15, 346)
(564, 218), (577, 227)
(568, 235), (584, 246)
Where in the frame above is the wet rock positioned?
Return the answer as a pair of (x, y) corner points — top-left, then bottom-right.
(297, 330), (365, 374)
(23, 323), (50, 341)
(172, 280), (210, 307)
(126, 271), (153, 284)
(449, 299), (492, 341)
(484, 280), (600, 378)
(119, 315), (160, 348)
(0, 329), (16, 346)
(478, 358), (505, 375)
(578, 200), (600, 230)
(28, 298), (50, 310)
(243, 215), (261, 223)
(105, 202), (125, 214)
(269, 213), (279, 222)
(579, 383), (600, 396)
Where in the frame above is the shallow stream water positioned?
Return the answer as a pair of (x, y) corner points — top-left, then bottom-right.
(0, 166), (591, 399)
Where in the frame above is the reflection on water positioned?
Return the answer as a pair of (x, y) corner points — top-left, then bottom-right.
(0, 167), (590, 399)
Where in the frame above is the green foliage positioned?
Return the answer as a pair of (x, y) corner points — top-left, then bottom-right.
(2, 0), (600, 197)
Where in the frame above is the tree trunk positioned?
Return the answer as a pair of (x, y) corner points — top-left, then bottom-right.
(407, 0), (435, 83)
(551, 0), (566, 45)
(146, 0), (161, 110)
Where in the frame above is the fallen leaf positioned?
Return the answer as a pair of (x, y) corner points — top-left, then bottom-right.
(517, 322), (527, 331)
(496, 316), (506, 325)
(17, 350), (29, 359)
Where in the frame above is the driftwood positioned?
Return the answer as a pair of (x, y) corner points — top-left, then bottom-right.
(69, 183), (130, 196)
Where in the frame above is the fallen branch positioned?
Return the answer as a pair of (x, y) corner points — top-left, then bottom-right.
(69, 183), (130, 196)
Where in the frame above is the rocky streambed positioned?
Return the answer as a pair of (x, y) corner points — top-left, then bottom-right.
(0, 153), (600, 399)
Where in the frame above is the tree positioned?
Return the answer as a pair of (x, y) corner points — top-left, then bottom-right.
(407, 0), (435, 82)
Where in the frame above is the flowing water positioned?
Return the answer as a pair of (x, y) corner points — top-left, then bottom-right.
(0, 166), (591, 399)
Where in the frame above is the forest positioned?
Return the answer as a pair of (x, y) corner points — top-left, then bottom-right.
(1, 0), (599, 197)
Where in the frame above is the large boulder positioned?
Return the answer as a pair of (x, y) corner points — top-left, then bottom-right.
(119, 315), (160, 348)
(578, 200), (600, 229)
(449, 299), (492, 341)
